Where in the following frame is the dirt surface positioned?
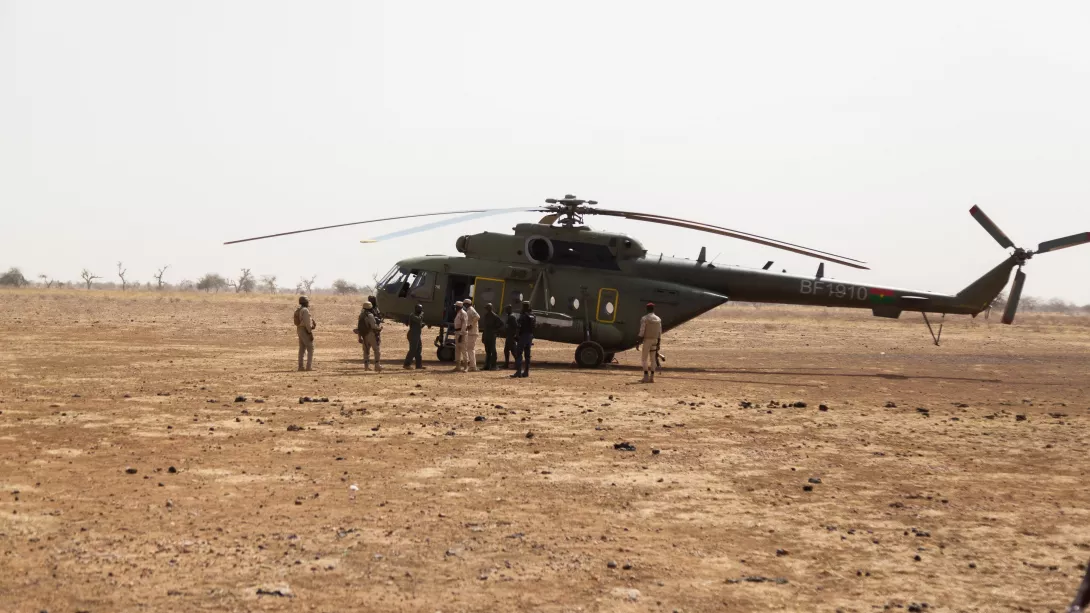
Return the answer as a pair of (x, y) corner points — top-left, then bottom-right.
(2, 290), (1089, 612)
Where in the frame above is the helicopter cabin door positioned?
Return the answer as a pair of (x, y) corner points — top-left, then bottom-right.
(472, 277), (506, 309)
(596, 288), (619, 323)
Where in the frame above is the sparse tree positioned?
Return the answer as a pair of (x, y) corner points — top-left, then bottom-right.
(1020, 296), (1039, 312)
(298, 275), (317, 294)
(80, 269), (101, 290)
(154, 266), (169, 290)
(0, 267), (29, 287)
(116, 262), (129, 291)
(226, 268), (256, 293)
(1047, 297), (1072, 314)
(197, 273), (228, 293)
(260, 275), (278, 293)
(179, 279), (195, 291)
(332, 278), (360, 295)
(37, 274), (56, 289)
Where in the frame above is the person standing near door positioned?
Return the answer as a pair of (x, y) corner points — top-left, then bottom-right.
(463, 298), (480, 372)
(295, 296), (316, 371)
(452, 300), (467, 372)
(358, 300), (383, 371)
(511, 301), (535, 378)
(480, 303), (504, 370)
(502, 304), (518, 369)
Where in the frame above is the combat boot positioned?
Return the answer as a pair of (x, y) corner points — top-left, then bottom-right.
(640, 372), (649, 383)
(649, 372), (655, 383)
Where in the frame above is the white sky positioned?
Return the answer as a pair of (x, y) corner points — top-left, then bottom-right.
(2, 1), (1089, 301)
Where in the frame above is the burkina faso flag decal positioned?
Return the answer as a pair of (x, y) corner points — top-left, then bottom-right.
(868, 288), (896, 304)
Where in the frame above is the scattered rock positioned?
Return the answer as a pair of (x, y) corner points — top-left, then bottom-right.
(776, 549), (789, 557)
(739, 401), (753, 409)
(819, 404), (829, 411)
(808, 477), (822, 484)
(286, 425), (303, 432)
(613, 442), (636, 452)
(610, 587), (640, 601)
(525, 431), (534, 439)
(167, 466), (177, 474)
(255, 585), (294, 598)
(885, 401), (897, 408)
(234, 396), (247, 403)
(651, 448), (661, 455)
(793, 401), (807, 408)
(125, 467), (138, 475)
(474, 416), (486, 422)
(802, 485), (813, 492)
(607, 560), (618, 569)
(727, 576), (789, 585)
(1015, 414), (1027, 422)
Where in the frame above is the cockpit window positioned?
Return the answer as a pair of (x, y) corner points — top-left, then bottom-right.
(377, 265), (400, 289)
(408, 271), (435, 300)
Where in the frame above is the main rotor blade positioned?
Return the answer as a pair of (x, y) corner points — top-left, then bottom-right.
(587, 208), (870, 270)
(969, 205), (1015, 249)
(364, 209), (538, 242)
(1002, 268), (1026, 325)
(224, 208), (537, 245)
(1037, 232), (1090, 254)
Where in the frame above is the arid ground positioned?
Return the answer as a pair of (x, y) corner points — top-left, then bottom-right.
(2, 290), (1089, 612)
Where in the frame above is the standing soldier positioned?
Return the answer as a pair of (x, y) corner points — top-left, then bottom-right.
(502, 304), (518, 369)
(511, 301), (535, 378)
(452, 300), (467, 372)
(463, 298), (480, 372)
(367, 294), (384, 352)
(358, 300), (383, 371)
(403, 303), (425, 369)
(637, 302), (662, 383)
(295, 296), (317, 371)
(480, 303), (504, 370)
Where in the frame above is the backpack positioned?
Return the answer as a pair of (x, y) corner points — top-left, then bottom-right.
(293, 307), (302, 326)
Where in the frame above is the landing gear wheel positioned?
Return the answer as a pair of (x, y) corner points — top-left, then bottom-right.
(437, 343), (456, 362)
(575, 341), (605, 368)
(603, 352), (615, 364)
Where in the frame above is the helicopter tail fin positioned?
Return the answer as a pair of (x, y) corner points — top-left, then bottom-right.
(954, 256), (1019, 314)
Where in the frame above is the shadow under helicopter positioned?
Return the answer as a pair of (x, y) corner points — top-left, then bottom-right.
(304, 359), (1054, 386)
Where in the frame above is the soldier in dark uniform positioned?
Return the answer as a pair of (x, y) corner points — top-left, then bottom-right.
(510, 301), (535, 379)
(403, 303), (425, 369)
(502, 304), (518, 369)
(367, 294), (383, 348)
(480, 303), (504, 371)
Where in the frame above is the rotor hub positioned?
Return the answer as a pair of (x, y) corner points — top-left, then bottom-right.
(1013, 247), (1034, 265)
(543, 195), (597, 226)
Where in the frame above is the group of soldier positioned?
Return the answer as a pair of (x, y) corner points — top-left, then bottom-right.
(294, 294), (661, 382)
(446, 298), (536, 377)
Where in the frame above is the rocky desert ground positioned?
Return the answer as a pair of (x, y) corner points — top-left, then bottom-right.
(2, 289), (1089, 612)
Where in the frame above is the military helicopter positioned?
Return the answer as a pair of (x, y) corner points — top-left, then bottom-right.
(227, 196), (1088, 367)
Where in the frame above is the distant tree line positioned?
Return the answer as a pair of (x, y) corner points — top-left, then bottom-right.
(0, 266), (373, 296)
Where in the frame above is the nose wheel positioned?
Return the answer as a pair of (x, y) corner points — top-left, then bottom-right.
(575, 341), (605, 368)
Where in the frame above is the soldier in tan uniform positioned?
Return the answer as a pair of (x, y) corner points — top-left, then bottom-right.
(463, 298), (480, 372)
(452, 300), (467, 372)
(357, 301), (383, 371)
(295, 296), (317, 371)
(637, 302), (662, 383)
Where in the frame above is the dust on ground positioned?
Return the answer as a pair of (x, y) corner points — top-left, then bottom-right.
(2, 290), (1089, 612)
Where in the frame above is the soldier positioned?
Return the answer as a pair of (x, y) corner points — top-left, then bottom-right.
(637, 302), (663, 383)
(510, 301), (535, 378)
(295, 296), (316, 371)
(452, 300), (467, 372)
(403, 303), (425, 370)
(367, 294), (384, 348)
(463, 298), (480, 372)
(502, 304), (518, 369)
(480, 303), (504, 370)
(358, 300), (383, 371)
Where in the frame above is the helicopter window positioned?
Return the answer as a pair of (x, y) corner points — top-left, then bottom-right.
(549, 296), (556, 307)
(550, 240), (619, 270)
(382, 268), (411, 293)
(570, 298), (581, 311)
(377, 265), (400, 289)
(408, 271), (434, 300)
(606, 302), (614, 314)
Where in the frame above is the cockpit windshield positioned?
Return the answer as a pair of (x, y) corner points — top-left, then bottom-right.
(378, 265), (404, 291)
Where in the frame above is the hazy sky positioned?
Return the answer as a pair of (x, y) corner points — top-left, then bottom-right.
(3, 1), (1089, 302)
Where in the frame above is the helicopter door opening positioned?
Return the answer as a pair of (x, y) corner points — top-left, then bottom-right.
(444, 274), (473, 325)
(596, 288), (619, 323)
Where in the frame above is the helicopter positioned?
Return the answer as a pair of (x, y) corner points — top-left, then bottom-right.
(227, 196), (1088, 367)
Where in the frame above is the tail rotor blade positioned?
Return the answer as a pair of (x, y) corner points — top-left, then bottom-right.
(1037, 232), (1090, 254)
(969, 205), (1015, 249)
(1002, 268), (1026, 325)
